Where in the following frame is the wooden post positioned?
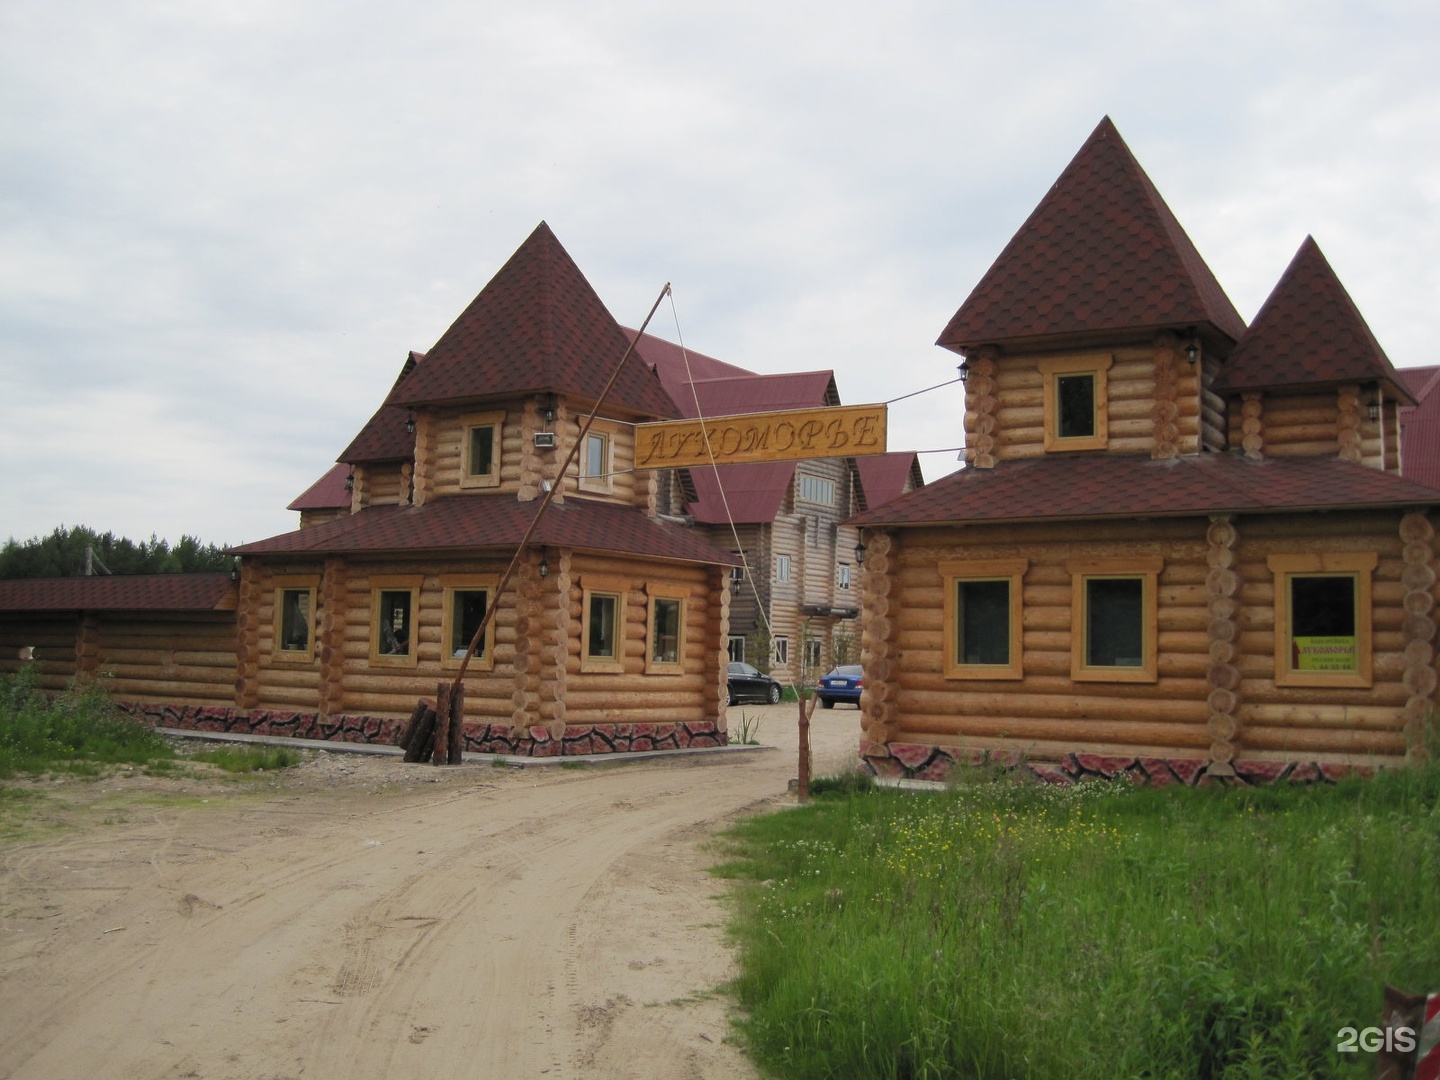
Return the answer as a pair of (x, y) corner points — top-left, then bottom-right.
(396, 699), (430, 753)
(432, 682), (452, 766)
(797, 689), (816, 803)
(448, 681), (466, 764)
(403, 707), (436, 763)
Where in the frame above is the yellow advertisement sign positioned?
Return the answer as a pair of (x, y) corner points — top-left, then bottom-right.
(1293, 636), (1358, 672)
(634, 404), (888, 470)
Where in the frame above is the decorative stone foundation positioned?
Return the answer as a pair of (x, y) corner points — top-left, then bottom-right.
(122, 703), (728, 756)
(864, 741), (1370, 787)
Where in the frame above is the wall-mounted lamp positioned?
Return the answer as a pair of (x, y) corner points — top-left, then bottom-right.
(405, 412), (416, 435)
(1368, 398), (1381, 422)
(230, 557), (241, 583)
(1185, 340), (1199, 365)
(538, 556), (550, 579)
(344, 470), (354, 492)
(957, 359), (970, 383)
(854, 539), (867, 565)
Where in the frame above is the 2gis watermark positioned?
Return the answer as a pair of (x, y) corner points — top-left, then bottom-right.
(1336, 1025), (1415, 1055)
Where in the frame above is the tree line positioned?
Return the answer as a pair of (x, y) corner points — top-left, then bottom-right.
(0, 526), (232, 580)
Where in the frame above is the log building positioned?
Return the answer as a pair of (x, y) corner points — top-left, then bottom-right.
(850, 118), (1440, 785)
(2, 224), (741, 756)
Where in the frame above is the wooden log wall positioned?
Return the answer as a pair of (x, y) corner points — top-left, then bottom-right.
(964, 341), (1206, 464)
(1200, 360), (1227, 453)
(92, 613), (237, 706)
(708, 565), (731, 733)
(363, 464), (408, 506)
(332, 559), (517, 722)
(1245, 390), (1340, 458)
(317, 558), (347, 718)
(560, 553), (718, 727)
(859, 530), (901, 748)
(1227, 512), (1430, 763)
(0, 616), (79, 690)
(871, 511), (1440, 766)
(234, 565), (262, 709)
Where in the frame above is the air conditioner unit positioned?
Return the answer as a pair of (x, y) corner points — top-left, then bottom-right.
(533, 432), (556, 450)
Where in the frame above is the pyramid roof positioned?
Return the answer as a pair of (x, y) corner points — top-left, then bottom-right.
(1213, 237), (1415, 402)
(937, 117), (1246, 351)
(389, 223), (679, 419)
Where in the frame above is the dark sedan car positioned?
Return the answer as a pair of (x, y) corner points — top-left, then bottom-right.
(816, 664), (863, 708)
(727, 662), (783, 706)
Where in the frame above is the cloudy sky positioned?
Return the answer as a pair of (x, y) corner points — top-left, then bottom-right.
(2, 0), (1436, 548)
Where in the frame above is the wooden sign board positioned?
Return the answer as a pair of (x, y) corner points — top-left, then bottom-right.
(634, 404), (888, 470)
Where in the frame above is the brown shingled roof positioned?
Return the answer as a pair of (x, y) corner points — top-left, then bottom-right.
(338, 350), (426, 464)
(0, 574), (238, 613)
(287, 463), (352, 511)
(232, 496), (738, 566)
(1213, 237), (1415, 402)
(850, 452), (1440, 528)
(388, 223), (679, 420)
(937, 117), (1246, 351)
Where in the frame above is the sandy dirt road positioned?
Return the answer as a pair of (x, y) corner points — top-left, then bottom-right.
(0, 702), (859, 1079)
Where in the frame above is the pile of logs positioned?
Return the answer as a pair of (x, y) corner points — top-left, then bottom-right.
(396, 682), (466, 764)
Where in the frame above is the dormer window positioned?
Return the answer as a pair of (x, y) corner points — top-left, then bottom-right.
(461, 411), (504, 488)
(1040, 355), (1111, 452)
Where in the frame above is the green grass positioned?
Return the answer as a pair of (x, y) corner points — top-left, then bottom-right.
(1, 669), (303, 783)
(0, 667), (175, 779)
(715, 759), (1440, 1079)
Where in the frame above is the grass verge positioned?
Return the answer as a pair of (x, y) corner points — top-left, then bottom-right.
(714, 759), (1440, 1079)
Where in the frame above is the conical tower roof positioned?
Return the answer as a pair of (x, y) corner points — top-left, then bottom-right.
(390, 223), (679, 419)
(937, 117), (1246, 351)
(1213, 236), (1413, 401)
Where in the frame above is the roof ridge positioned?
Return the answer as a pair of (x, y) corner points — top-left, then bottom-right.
(936, 117), (1246, 350)
(1215, 236), (1413, 402)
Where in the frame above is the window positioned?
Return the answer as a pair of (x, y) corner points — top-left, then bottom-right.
(727, 636), (746, 663)
(838, 564), (852, 590)
(272, 577), (319, 663)
(1040, 355), (1111, 452)
(581, 429), (612, 492)
(772, 635), (790, 668)
(1067, 557), (1160, 682)
(804, 637), (823, 675)
(645, 587), (687, 674)
(441, 575), (497, 670)
(581, 576), (627, 672)
(941, 559), (1026, 680)
(776, 554), (791, 583)
(370, 576), (422, 666)
(1268, 553), (1375, 688)
(460, 412), (504, 489)
(798, 474), (835, 505)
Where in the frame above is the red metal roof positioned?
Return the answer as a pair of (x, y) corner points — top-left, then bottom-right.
(937, 117), (1246, 351)
(855, 452), (924, 510)
(231, 495), (738, 566)
(1214, 237), (1414, 401)
(0, 574), (238, 613)
(850, 452), (1440, 528)
(687, 461), (797, 525)
(388, 223), (679, 420)
(287, 463), (352, 511)
(627, 329), (755, 406)
(1400, 364), (1440, 490)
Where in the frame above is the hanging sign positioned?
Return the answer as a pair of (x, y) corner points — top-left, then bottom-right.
(1293, 636), (1358, 672)
(634, 404), (887, 470)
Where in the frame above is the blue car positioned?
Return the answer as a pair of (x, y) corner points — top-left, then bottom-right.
(816, 665), (863, 708)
